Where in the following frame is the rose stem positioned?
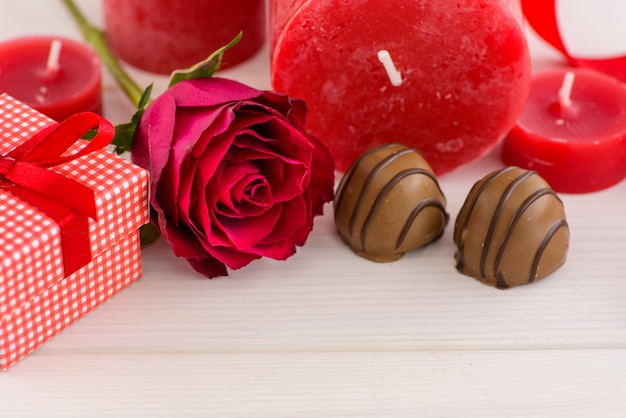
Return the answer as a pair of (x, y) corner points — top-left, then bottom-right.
(62, 0), (160, 245)
(61, 0), (145, 107)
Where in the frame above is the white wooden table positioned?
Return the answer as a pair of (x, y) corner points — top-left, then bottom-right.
(2, 1), (626, 416)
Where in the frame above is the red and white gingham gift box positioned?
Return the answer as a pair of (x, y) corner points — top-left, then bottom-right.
(0, 94), (149, 370)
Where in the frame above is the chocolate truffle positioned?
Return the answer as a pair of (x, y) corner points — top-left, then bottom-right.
(334, 143), (448, 262)
(454, 166), (569, 289)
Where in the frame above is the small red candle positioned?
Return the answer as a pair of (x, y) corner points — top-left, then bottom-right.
(502, 68), (626, 193)
(0, 36), (102, 122)
(270, 0), (531, 174)
(103, 0), (266, 74)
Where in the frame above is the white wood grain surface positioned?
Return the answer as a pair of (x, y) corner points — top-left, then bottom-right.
(2, 1), (626, 416)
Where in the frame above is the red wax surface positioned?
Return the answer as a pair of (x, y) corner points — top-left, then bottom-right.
(502, 68), (626, 193)
(0, 36), (101, 121)
(103, 0), (266, 74)
(270, 0), (531, 174)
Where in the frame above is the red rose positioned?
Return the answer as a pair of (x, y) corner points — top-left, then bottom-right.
(131, 77), (335, 277)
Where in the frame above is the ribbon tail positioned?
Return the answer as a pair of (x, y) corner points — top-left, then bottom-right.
(57, 210), (92, 276)
(8, 186), (92, 276)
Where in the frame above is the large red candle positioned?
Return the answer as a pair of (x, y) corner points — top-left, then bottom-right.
(270, 0), (531, 174)
(103, 0), (266, 74)
(0, 36), (101, 121)
(502, 68), (626, 193)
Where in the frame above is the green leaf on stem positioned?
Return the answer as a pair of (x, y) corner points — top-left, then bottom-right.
(110, 84), (154, 155)
(168, 32), (243, 88)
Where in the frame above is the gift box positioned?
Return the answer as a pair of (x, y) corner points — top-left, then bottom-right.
(0, 94), (149, 370)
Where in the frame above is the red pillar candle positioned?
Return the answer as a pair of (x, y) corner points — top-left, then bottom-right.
(270, 0), (531, 174)
(103, 0), (266, 74)
(502, 68), (626, 193)
(0, 36), (102, 121)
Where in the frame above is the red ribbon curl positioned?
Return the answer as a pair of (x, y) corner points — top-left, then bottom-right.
(522, 0), (626, 82)
(0, 112), (115, 276)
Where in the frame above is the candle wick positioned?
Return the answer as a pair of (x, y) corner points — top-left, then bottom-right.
(377, 50), (403, 87)
(558, 71), (576, 108)
(46, 39), (63, 77)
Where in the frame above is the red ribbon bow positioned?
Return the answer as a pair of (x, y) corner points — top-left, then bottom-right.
(522, 0), (626, 82)
(0, 112), (115, 276)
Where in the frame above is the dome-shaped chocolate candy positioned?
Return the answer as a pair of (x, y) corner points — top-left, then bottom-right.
(454, 166), (569, 289)
(334, 143), (448, 262)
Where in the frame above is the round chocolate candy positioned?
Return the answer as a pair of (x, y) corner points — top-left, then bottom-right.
(454, 166), (570, 289)
(334, 143), (448, 262)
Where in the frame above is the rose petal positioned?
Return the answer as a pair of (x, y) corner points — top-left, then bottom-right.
(214, 163), (273, 218)
(132, 95), (179, 223)
(258, 195), (308, 246)
(230, 134), (309, 202)
(258, 89), (308, 122)
(167, 107), (235, 223)
(166, 77), (264, 108)
(183, 106), (234, 158)
(215, 202), (282, 250)
(177, 131), (232, 222)
(244, 238), (297, 260)
(305, 132), (336, 217)
(159, 216), (209, 260)
(205, 244), (262, 270)
(242, 119), (319, 190)
(186, 257), (228, 278)
(132, 94), (177, 177)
